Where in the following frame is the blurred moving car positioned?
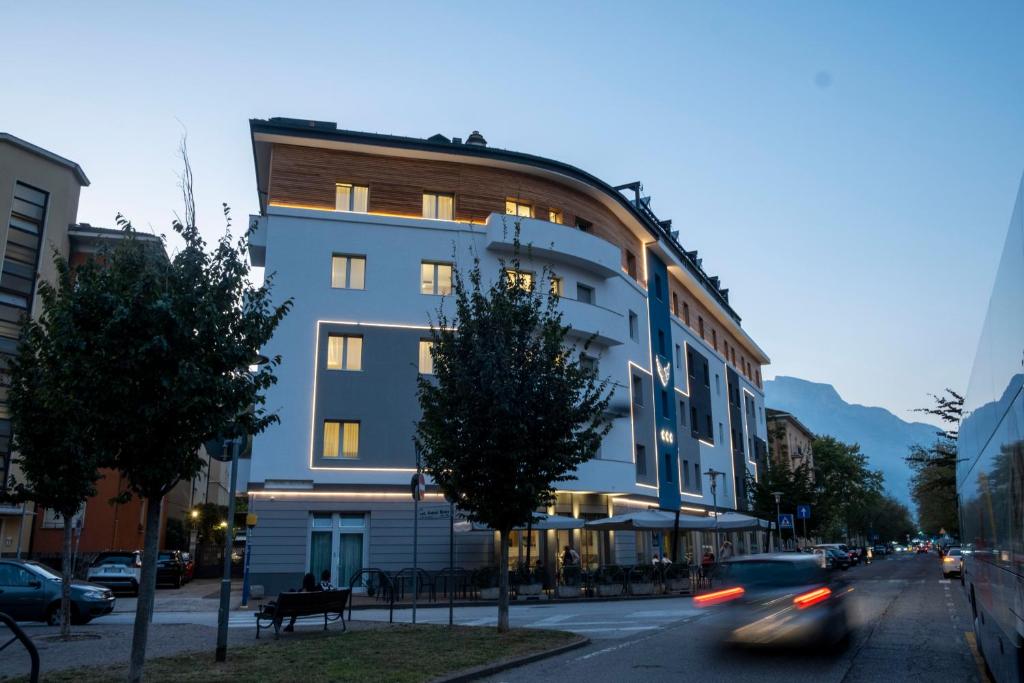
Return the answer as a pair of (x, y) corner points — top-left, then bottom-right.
(821, 547), (851, 570)
(697, 554), (852, 648)
(156, 551), (187, 588)
(0, 559), (114, 625)
(872, 544), (887, 556)
(180, 552), (195, 583)
(942, 546), (964, 579)
(917, 545), (929, 554)
(87, 551), (142, 596)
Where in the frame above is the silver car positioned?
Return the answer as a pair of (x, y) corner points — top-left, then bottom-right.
(696, 554), (853, 648)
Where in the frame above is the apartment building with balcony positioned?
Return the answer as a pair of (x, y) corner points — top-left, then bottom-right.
(245, 118), (771, 594)
(765, 408), (816, 477)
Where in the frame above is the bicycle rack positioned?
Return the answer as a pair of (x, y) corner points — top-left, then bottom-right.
(0, 611), (39, 683)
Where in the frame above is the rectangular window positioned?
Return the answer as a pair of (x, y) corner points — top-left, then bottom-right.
(712, 329), (718, 352)
(654, 274), (663, 301)
(687, 350), (695, 379)
(505, 199), (532, 217)
(504, 269), (534, 291)
(695, 463), (702, 492)
(679, 401), (687, 426)
(719, 422), (724, 443)
(331, 255), (366, 289)
(663, 452), (673, 483)
(581, 355), (597, 374)
(423, 192), (455, 220)
(658, 330), (666, 356)
(548, 209), (563, 224)
(418, 340), (434, 374)
(576, 283), (594, 305)
(326, 334), (362, 371)
(661, 389), (669, 413)
(731, 349), (736, 365)
(672, 292), (679, 317)
(683, 460), (691, 488)
(625, 250), (638, 279)
(675, 344), (682, 369)
(323, 420), (360, 459)
(550, 277), (563, 297)
(715, 373), (720, 395)
(698, 316), (705, 339)
(420, 261), (453, 295)
(575, 217), (592, 233)
(706, 415), (713, 439)
(703, 363), (710, 387)
(691, 406), (699, 433)
(335, 183), (369, 212)
(632, 374), (643, 405)
(628, 311), (639, 342)
(635, 444), (646, 476)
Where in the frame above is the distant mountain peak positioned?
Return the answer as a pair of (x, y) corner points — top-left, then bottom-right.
(764, 376), (940, 508)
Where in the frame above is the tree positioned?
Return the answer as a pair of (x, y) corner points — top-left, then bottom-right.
(415, 229), (611, 632)
(4, 255), (109, 638)
(70, 152), (291, 680)
(811, 436), (884, 541)
(746, 461), (816, 541)
(906, 390), (963, 537)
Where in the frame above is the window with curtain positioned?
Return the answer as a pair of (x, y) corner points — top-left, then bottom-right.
(420, 262), (453, 295)
(418, 340), (434, 374)
(335, 183), (369, 212)
(423, 192), (455, 220)
(548, 208), (563, 224)
(505, 199), (532, 218)
(323, 420), (359, 458)
(504, 269), (534, 291)
(326, 335), (362, 371)
(331, 255), (366, 289)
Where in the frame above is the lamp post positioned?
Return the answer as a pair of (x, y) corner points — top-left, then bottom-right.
(704, 469), (724, 563)
(771, 491), (783, 551)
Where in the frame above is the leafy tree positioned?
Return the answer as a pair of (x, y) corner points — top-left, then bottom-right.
(4, 255), (108, 637)
(811, 436), (884, 541)
(746, 461), (817, 541)
(71, 153), (291, 680)
(906, 390), (963, 537)
(415, 229), (612, 632)
(188, 501), (230, 545)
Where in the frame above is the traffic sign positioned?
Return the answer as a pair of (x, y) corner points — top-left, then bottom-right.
(778, 513), (795, 530)
(796, 504), (811, 520)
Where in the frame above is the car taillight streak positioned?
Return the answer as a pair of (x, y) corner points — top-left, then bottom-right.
(793, 586), (832, 609)
(695, 586), (745, 606)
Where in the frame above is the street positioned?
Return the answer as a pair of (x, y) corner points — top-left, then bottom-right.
(484, 552), (983, 682)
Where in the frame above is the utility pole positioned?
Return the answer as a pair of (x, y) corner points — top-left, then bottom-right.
(215, 436), (240, 663)
(704, 469), (724, 563)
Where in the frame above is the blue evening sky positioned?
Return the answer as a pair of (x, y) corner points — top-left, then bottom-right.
(3, 1), (1022, 422)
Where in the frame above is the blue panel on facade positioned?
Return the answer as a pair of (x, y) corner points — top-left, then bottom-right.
(646, 253), (681, 510)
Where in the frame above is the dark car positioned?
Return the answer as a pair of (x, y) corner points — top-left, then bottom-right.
(872, 544), (887, 556)
(696, 554), (852, 648)
(0, 559), (115, 625)
(86, 551), (142, 595)
(156, 551), (186, 588)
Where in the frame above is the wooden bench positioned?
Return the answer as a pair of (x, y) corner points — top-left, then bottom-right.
(255, 589), (351, 639)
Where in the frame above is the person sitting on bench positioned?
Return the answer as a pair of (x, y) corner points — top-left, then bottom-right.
(282, 572), (322, 632)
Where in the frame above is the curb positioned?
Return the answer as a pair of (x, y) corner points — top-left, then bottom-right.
(349, 591), (695, 611)
(430, 635), (591, 683)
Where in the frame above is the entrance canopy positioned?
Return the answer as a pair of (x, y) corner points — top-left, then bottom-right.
(710, 512), (772, 531)
(584, 509), (713, 531)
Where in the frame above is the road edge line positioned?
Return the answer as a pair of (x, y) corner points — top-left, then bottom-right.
(430, 635), (591, 683)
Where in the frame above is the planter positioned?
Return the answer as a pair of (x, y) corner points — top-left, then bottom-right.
(555, 585), (582, 599)
(518, 583), (543, 596)
(628, 582), (655, 596)
(478, 587), (499, 600)
(596, 584), (622, 597)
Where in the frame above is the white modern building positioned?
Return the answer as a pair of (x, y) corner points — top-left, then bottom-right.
(245, 118), (771, 594)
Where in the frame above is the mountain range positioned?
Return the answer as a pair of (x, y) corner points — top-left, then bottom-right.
(764, 376), (941, 508)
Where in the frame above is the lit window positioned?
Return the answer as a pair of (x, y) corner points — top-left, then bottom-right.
(326, 335), (362, 371)
(505, 269), (534, 291)
(421, 262), (453, 295)
(550, 277), (562, 297)
(423, 192), (455, 220)
(548, 209), (563, 224)
(324, 420), (359, 459)
(505, 199), (532, 218)
(331, 255), (366, 289)
(418, 340), (434, 374)
(335, 183), (368, 212)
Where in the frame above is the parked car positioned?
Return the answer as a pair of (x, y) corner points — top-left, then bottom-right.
(942, 546), (964, 579)
(818, 547), (851, 570)
(696, 554), (852, 648)
(872, 544), (887, 556)
(180, 552), (195, 583)
(0, 559), (114, 625)
(156, 551), (187, 588)
(87, 551), (142, 595)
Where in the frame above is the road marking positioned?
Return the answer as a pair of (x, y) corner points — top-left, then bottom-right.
(574, 624), (680, 661)
(529, 614), (576, 626)
(939, 579), (951, 584)
(964, 631), (993, 682)
(571, 626), (660, 633)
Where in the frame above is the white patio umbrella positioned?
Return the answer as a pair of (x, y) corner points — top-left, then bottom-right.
(584, 509), (712, 531)
(711, 512), (772, 531)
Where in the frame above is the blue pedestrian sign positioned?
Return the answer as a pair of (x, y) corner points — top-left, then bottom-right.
(796, 504), (811, 520)
(778, 513), (795, 530)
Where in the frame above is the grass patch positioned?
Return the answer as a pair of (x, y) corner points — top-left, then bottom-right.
(41, 625), (580, 682)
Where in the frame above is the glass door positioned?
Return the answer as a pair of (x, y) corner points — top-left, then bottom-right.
(337, 533), (363, 588)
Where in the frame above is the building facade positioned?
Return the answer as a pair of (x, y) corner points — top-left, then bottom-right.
(765, 408), (816, 477)
(245, 118), (771, 594)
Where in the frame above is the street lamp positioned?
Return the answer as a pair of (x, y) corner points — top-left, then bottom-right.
(704, 469), (724, 563)
(771, 491), (783, 551)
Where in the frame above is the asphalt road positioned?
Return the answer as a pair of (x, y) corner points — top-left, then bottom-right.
(484, 552), (983, 683)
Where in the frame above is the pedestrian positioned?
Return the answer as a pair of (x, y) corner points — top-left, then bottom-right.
(660, 554), (672, 566)
(719, 540), (734, 560)
(282, 572), (322, 632)
(319, 569), (334, 591)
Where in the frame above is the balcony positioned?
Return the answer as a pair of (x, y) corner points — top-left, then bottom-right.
(558, 296), (625, 347)
(485, 214), (621, 279)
